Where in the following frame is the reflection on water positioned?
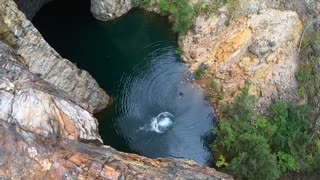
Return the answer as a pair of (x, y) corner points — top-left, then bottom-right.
(33, 0), (215, 166)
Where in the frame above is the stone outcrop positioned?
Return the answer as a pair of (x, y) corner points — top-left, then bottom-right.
(0, 0), (109, 112)
(0, 120), (232, 179)
(180, 9), (303, 112)
(237, 0), (320, 20)
(0, 39), (232, 179)
(90, 0), (134, 21)
(0, 41), (102, 142)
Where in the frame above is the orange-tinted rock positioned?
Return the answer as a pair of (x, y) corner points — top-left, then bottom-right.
(0, 121), (233, 179)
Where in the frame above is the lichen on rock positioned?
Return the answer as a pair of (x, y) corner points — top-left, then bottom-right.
(180, 8), (303, 112)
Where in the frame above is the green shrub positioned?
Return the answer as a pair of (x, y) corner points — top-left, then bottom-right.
(227, 133), (280, 180)
(194, 2), (220, 16)
(175, 48), (184, 55)
(137, 0), (152, 8)
(193, 66), (205, 79)
(209, 80), (219, 91)
(224, 0), (240, 11)
(211, 86), (318, 179)
(159, 0), (171, 13)
(297, 21), (320, 105)
(277, 151), (298, 172)
(159, 0), (194, 33)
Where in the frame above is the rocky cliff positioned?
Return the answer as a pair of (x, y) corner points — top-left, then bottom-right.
(0, 39), (231, 179)
(0, 0), (233, 178)
(90, 0), (134, 21)
(0, 41), (102, 142)
(0, 120), (231, 179)
(0, 0), (109, 112)
(180, 8), (303, 112)
(85, 0), (319, 112)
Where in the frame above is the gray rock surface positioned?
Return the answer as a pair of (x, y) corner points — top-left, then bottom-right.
(238, 0), (320, 19)
(90, 0), (134, 21)
(0, 120), (233, 179)
(180, 9), (303, 112)
(0, 41), (102, 142)
(0, 0), (110, 112)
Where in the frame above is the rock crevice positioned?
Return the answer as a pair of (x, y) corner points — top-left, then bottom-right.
(0, 0), (109, 112)
(0, 41), (102, 142)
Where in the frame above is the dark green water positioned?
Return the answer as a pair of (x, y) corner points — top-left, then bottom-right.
(33, 0), (215, 165)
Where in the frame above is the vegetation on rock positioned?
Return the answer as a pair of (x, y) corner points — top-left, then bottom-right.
(158, 0), (194, 33)
(137, 0), (223, 33)
(193, 65), (206, 79)
(211, 84), (320, 179)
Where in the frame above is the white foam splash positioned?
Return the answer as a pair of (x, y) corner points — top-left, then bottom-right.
(138, 112), (175, 133)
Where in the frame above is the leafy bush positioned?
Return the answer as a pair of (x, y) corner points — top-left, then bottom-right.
(227, 133), (280, 180)
(297, 21), (320, 105)
(194, 2), (220, 16)
(224, 0), (240, 11)
(211, 86), (319, 179)
(193, 66), (205, 79)
(159, 0), (171, 13)
(159, 0), (194, 33)
(209, 80), (219, 91)
(137, 0), (152, 8)
(175, 48), (184, 55)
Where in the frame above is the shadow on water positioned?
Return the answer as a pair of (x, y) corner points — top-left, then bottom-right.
(33, 0), (215, 166)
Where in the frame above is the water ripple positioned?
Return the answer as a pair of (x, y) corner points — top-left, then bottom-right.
(115, 41), (215, 165)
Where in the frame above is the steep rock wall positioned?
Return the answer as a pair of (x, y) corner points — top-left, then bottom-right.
(180, 9), (303, 112)
(0, 0), (110, 112)
(0, 41), (102, 142)
(90, 0), (134, 21)
(0, 121), (232, 179)
(0, 36), (232, 180)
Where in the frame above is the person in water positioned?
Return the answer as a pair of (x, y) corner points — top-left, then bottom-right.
(178, 92), (184, 97)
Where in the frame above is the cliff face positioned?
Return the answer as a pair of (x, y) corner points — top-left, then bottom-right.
(0, 120), (231, 179)
(0, 0), (233, 178)
(180, 8), (303, 112)
(0, 0), (109, 112)
(90, 0), (134, 21)
(0, 38), (232, 180)
(0, 41), (102, 142)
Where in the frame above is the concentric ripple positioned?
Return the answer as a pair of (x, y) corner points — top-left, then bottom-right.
(33, 5), (215, 166)
(116, 41), (215, 165)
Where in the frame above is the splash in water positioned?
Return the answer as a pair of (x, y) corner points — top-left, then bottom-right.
(138, 112), (175, 133)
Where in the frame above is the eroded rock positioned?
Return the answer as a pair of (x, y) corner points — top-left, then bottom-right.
(0, 41), (102, 142)
(90, 0), (134, 21)
(0, 0), (109, 112)
(180, 9), (303, 111)
(0, 120), (232, 179)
